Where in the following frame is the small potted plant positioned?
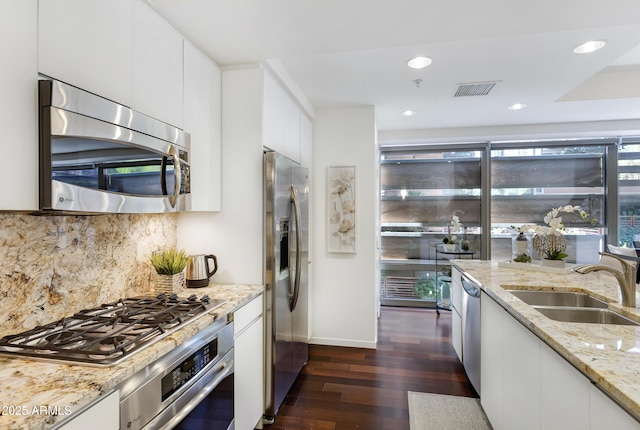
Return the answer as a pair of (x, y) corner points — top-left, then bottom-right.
(517, 205), (595, 267)
(443, 213), (462, 252)
(149, 248), (189, 294)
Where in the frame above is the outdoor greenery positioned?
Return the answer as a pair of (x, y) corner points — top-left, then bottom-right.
(414, 275), (436, 299)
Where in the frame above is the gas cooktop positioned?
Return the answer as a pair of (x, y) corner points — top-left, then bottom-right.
(0, 293), (225, 366)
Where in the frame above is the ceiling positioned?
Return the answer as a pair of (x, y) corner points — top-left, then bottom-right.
(148, 0), (640, 142)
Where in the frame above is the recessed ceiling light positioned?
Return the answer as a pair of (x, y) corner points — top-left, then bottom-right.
(401, 110), (417, 116)
(573, 40), (607, 54)
(407, 56), (432, 69)
(507, 103), (527, 110)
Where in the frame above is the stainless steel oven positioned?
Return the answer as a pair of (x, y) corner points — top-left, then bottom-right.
(118, 317), (235, 430)
(38, 79), (191, 214)
(0, 294), (234, 429)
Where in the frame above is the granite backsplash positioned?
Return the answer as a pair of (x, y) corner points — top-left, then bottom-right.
(0, 212), (177, 336)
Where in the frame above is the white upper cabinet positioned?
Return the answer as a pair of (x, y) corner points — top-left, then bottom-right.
(183, 40), (221, 211)
(38, 0), (133, 106)
(224, 64), (312, 166)
(39, 0), (184, 128)
(300, 111), (313, 169)
(1, 0), (38, 210)
(263, 71), (302, 163)
(132, 0), (184, 128)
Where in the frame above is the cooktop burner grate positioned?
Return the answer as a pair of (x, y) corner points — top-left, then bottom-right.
(0, 293), (225, 366)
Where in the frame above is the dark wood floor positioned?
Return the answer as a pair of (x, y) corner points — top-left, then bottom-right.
(270, 306), (476, 430)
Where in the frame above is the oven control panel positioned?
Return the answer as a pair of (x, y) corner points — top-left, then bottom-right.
(118, 318), (233, 430)
(161, 339), (218, 401)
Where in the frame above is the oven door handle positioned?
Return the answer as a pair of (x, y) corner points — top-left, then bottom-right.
(145, 351), (234, 430)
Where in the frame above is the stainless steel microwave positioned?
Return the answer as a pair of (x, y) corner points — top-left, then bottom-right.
(38, 79), (191, 214)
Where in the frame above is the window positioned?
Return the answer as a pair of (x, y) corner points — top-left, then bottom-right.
(379, 138), (637, 307)
(619, 140), (640, 247)
(490, 144), (605, 263)
(379, 147), (483, 307)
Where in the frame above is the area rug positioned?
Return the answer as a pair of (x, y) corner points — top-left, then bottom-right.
(408, 392), (492, 430)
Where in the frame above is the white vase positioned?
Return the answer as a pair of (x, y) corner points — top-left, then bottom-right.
(540, 259), (565, 268)
(443, 243), (457, 252)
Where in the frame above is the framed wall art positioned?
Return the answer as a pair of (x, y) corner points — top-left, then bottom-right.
(327, 165), (356, 253)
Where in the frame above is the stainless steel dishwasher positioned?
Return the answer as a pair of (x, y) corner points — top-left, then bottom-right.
(461, 273), (481, 394)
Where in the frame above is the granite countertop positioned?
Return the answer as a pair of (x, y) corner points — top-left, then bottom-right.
(0, 283), (263, 430)
(453, 260), (640, 421)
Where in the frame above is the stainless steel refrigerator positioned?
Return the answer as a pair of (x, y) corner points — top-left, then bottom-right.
(263, 150), (309, 421)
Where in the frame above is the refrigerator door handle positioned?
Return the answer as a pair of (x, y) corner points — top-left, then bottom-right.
(289, 184), (302, 312)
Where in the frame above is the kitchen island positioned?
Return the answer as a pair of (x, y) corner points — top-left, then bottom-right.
(453, 260), (640, 427)
(0, 283), (263, 430)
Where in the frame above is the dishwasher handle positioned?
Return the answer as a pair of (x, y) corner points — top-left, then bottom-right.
(461, 277), (481, 298)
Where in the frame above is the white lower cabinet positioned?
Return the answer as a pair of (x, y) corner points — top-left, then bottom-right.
(480, 292), (504, 429)
(57, 390), (119, 430)
(451, 268), (463, 361)
(590, 384), (640, 430)
(451, 308), (462, 361)
(234, 295), (264, 430)
(540, 344), (590, 430)
(502, 307), (540, 430)
(481, 292), (640, 429)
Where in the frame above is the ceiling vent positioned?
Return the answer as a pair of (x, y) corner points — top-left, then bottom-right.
(453, 81), (499, 97)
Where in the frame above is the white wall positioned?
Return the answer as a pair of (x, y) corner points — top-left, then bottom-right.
(310, 105), (379, 348)
(177, 67), (264, 285)
(177, 68), (381, 349)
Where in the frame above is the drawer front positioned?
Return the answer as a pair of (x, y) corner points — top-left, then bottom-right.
(234, 295), (263, 336)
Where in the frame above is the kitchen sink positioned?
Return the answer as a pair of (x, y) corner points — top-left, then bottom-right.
(507, 290), (608, 309)
(506, 289), (640, 326)
(533, 307), (640, 326)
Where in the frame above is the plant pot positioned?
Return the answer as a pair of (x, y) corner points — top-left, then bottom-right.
(154, 271), (186, 295)
(540, 259), (565, 268)
(532, 233), (567, 261)
(443, 243), (457, 252)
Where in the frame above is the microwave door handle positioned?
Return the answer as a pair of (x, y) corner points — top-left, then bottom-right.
(168, 144), (182, 208)
(160, 156), (169, 195)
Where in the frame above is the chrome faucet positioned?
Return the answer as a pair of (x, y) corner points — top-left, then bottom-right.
(573, 252), (637, 307)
